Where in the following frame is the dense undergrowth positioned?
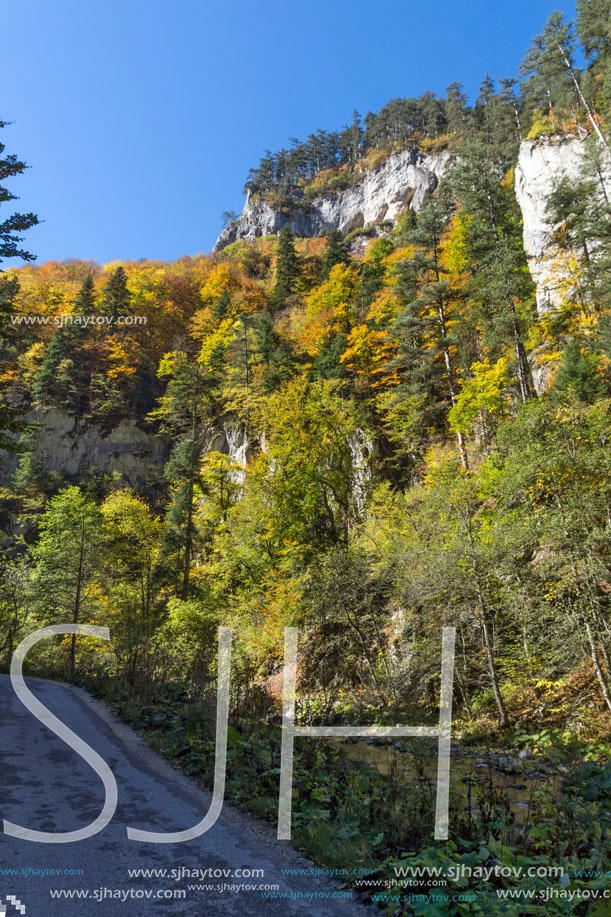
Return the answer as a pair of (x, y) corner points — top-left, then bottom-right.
(74, 674), (610, 916)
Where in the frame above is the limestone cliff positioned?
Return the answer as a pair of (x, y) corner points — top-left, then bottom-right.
(0, 413), (259, 493)
(515, 135), (611, 316)
(0, 409), (173, 493)
(214, 148), (451, 251)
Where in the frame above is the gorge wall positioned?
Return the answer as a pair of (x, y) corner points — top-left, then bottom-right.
(219, 134), (602, 324)
(517, 136), (585, 316)
(0, 409), (172, 493)
(214, 148), (451, 251)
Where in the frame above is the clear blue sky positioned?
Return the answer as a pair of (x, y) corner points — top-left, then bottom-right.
(3, 0), (575, 266)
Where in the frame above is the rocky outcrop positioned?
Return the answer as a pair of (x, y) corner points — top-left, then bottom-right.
(515, 136), (584, 315)
(202, 423), (250, 483)
(515, 135), (611, 316)
(0, 409), (172, 492)
(214, 148), (451, 251)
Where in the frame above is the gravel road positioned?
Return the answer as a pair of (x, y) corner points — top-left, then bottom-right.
(0, 675), (373, 916)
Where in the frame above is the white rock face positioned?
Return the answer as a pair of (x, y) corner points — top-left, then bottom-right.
(201, 423), (251, 484)
(515, 136), (610, 315)
(214, 149), (451, 250)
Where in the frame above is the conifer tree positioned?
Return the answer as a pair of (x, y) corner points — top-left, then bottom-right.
(102, 265), (131, 321)
(545, 136), (611, 314)
(0, 120), (38, 444)
(449, 138), (535, 402)
(74, 274), (96, 315)
(521, 11), (608, 146)
(254, 307), (294, 388)
(577, 0), (611, 60)
(445, 82), (470, 138)
(320, 229), (350, 281)
(349, 109), (362, 166)
(149, 351), (218, 597)
(33, 275), (96, 410)
(554, 339), (601, 401)
(499, 77), (524, 141)
(577, 0), (611, 124)
(393, 198), (469, 468)
(0, 119), (38, 265)
(0, 276), (24, 448)
(271, 225), (298, 310)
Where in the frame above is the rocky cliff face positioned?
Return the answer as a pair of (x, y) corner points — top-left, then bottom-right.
(214, 148), (451, 251)
(0, 413), (262, 494)
(515, 136), (586, 316)
(515, 135), (611, 316)
(0, 409), (173, 493)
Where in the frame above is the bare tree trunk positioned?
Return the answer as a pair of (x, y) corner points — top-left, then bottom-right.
(463, 512), (510, 727)
(481, 612), (510, 727)
(70, 517), (86, 677)
(557, 42), (609, 151)
(584, 621), (611, 713)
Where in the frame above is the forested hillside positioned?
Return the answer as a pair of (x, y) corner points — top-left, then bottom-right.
(1, 2), (610, 913)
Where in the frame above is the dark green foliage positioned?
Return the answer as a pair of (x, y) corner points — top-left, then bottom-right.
(74, 273), (96, 315)
(102, 265), (131, 320)
(0, 119), (38, 265)
(32, 275), (95, 410)
(310, 331), (348, 382)
(0, 274), (19, 339)
(212, 289), (230, 322)
(0, 275), (26, 448)
(0, 119), (38, 446)
(448, 138), (535, 401)
(319, 229), (350, 281)
(553, 338), (601, 400)
(577, 0), (611, 59)
(271, 225), (298, 310)
(546, 136), (611, 313)
(244, 92), (449, 197)
(392, 198), (461, 428)
(254, 306), (294, 387)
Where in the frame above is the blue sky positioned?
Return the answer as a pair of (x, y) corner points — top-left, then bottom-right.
(3, 0), (575, 266)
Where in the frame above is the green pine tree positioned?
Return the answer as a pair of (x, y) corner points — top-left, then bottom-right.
(448, 138), (535, 402)
(271, 225), (298, 310)
(102, 266), (131, 321)
(554, 338), (601, 401)
(0, 119), (38, 265)
(320, 229), (350, 281)
(393, 198), (469, 468)
(32, 275), (95, 409)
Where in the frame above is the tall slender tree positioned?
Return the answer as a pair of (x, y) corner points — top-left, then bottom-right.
(449, 138), (535, 402)
(272, 226), (298, 310)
